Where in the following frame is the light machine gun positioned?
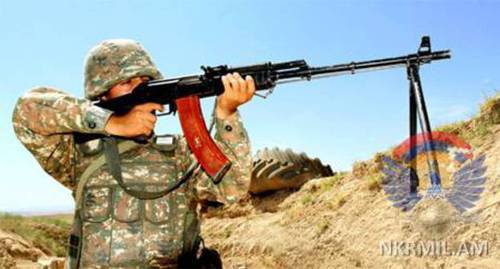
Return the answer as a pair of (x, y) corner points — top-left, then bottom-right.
(76, 36), (450, 192)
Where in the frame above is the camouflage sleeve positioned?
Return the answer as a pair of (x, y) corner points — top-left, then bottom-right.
(191, 110), (252, 205)
(12, 86), (113, 190)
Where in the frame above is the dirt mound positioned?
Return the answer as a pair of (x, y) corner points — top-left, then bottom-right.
(201, 94), (500, 268)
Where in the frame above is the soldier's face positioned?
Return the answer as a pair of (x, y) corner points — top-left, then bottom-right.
(103, 76), (150, 100)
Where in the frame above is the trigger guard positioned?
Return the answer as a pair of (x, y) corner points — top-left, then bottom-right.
(156, 103), (177, 116)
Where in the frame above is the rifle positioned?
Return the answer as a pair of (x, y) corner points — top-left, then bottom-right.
(76, 36), (451, 185)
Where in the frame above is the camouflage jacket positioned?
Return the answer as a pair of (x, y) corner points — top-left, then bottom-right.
(12, 86), (252, 268)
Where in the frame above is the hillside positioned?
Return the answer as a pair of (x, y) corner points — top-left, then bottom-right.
(201, 93), (500, 269)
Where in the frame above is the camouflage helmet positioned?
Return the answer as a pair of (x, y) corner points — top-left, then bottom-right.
(84, 39), (163, 100)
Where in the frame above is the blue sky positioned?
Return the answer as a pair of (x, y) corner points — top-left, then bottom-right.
(0, 0), (498, 213)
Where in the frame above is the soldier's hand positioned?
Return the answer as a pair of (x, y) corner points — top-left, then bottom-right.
(105, 103), (164, 137)
(216, 72), (256, 119)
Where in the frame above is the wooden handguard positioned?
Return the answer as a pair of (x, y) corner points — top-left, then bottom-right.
(176, 95), (231, 183)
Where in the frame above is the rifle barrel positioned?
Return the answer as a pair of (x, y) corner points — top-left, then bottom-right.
(275, 50), (451, 85)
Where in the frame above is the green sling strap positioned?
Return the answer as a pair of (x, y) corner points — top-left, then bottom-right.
(74, 139), (140, 209)
(101, 137), (198, 200)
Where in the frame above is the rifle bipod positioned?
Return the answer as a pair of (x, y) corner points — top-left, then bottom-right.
(406, 37), (443, 197)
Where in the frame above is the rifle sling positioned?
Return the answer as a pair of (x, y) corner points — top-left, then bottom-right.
(75, 139), (139, 208)
(75, 138), (198, 207)
(101, 137), (197, 200)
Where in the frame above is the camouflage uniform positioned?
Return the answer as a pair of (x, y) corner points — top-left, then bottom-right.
(12, 40), (251, 268)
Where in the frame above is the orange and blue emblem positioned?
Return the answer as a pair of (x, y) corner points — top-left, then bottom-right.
(381, 131), (487, 213)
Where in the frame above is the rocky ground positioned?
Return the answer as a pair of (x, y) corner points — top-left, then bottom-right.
(0, 229), (64, 269)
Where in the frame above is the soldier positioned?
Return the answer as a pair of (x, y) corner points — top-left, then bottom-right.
(12, 39), (255, 268)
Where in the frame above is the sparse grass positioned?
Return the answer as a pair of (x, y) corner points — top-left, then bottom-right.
(479, 91), (500, 115)
(318, 173), (346, 193)
(301, 194), (313, 205)
(293, 173), (351, 212)
(223, 225), (233, 239)
(436, 92), (500, 148)
(335, 195), (347, 207)
(436, 119), (492, 149)
(366, 174), (383, 192)
(352, 157), (384, 192)
(352, 152), (388, 180)
(325, 194), (347, 212)
(315, 217), (330, 237)
(435, 120), (467, 135)
(0, 213), (71, 257)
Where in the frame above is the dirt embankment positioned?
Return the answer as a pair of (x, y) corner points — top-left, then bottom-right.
(201, 94), (500, 269)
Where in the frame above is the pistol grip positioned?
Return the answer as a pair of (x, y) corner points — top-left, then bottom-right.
(176, 95), (231, 183)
